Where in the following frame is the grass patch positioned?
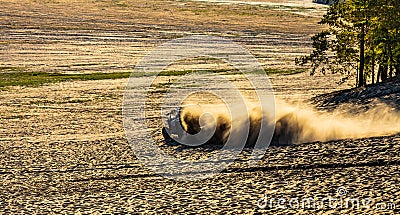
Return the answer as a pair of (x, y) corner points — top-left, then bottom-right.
(0, 68), (305, 88)
(158, 68), (233, 76)
(0, 72), (133, 88)
(0, 66), (25, 72)
(156, 68), (305, 76)
(264, 68), (306, 75)
(190, 68), (306, 75)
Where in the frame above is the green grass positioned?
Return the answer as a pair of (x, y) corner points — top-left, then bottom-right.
(158, 68), (305, 76)
(158, 68), (232, 76)
(0, 68), (305, 88)
(0, 66), (25, 72)
(264, 68), (306, 75)
(0, 72), (133, 88)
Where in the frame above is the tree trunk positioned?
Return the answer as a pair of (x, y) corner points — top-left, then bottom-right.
(358, 25), (365, 87)
(396, 48), (400, 77)
(381, 65), (388, 81)
(371, 53), (375, 84)
(389, 45), (394, 78)
(396, 29), (400, 77)
(377, 64), (382, 83)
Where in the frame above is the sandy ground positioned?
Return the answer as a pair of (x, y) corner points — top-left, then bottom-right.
(1, 0), (399, 214)
(3, 75), (400, 214)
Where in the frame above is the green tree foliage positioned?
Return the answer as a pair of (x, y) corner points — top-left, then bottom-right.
(296, 0), (400, 87)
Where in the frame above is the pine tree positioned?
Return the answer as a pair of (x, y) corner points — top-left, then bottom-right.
(297, 0), (400, 87)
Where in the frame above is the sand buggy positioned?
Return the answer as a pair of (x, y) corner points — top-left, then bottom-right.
(162, 107), (184, 145)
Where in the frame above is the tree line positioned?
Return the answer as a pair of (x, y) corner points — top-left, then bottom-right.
(297, 0), (400, 87)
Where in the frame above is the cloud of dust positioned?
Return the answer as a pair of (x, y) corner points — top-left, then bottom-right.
(176, 100), (400, 146)
(273, 100), (400, 145)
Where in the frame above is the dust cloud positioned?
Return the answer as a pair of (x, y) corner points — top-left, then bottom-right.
(177, 100), (400, 146)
